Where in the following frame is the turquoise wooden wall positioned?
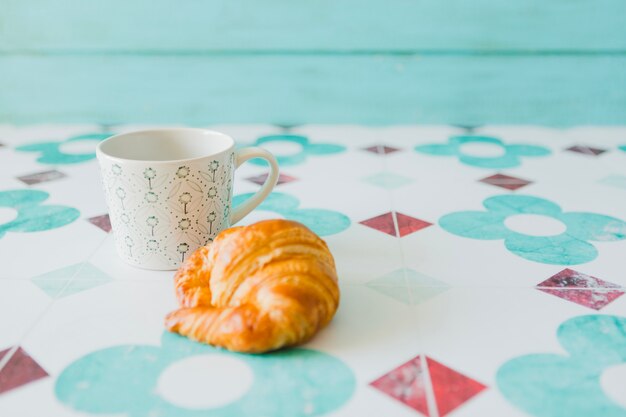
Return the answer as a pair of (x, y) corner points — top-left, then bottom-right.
(1, 0), (625, 125)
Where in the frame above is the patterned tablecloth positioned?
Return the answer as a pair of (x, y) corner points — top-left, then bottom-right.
(1, 125), (625, 417)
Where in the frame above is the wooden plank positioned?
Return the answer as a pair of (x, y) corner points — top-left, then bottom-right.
(1, 0), (626, 52)
(1, 55), (624, 125)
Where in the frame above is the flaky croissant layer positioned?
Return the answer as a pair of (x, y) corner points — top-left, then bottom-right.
(165, 219), (340, 353)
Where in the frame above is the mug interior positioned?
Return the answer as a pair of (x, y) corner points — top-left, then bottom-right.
(98, 128), (234, 162)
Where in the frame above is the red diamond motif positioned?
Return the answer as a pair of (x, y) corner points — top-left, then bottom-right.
(245, 173), (298, 186)
(360, 212), (432, 237)
(536, 268), (625, 310)
(566, 145), (607, 156)
(17, 170), (66, 185)
(0, 347), (48, 394)
(427, 357), (487, 416)
(370, 356), (429, 416)
(363, 145), (401, 155)
(479, 173), (532, 191)
(87, 214), (112, 233)
(370, 355), (487, 417)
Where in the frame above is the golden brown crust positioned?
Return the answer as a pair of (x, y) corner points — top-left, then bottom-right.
(164, 219), (339, 353)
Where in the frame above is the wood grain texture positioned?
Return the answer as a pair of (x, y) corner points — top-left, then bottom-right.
(1, 0), (625, 52)
(1, 55), (624, 125)
(1, 1), (624, 125)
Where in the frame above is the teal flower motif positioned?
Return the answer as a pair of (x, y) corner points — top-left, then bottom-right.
(16, 132), (113, 165)
(233, 192), (351, 236)
(619, 145), (626, 153)
(497, 315), (626, 417)
(0, 189), (79, 239)
(440, 195), (626, 265)
(249, 134), (345, 166)
(415, 135), (550, 168)
(56, 332), (356, 417)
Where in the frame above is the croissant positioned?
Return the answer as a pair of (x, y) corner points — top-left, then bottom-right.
(164, 219), (340, 353)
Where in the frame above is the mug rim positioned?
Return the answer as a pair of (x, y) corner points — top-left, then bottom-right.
(96, 127), (235, 165)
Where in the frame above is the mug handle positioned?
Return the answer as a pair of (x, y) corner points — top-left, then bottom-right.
(230, 147), (279, 224)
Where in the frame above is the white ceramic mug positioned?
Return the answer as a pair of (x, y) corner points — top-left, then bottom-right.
(96, 128), (279, 270)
